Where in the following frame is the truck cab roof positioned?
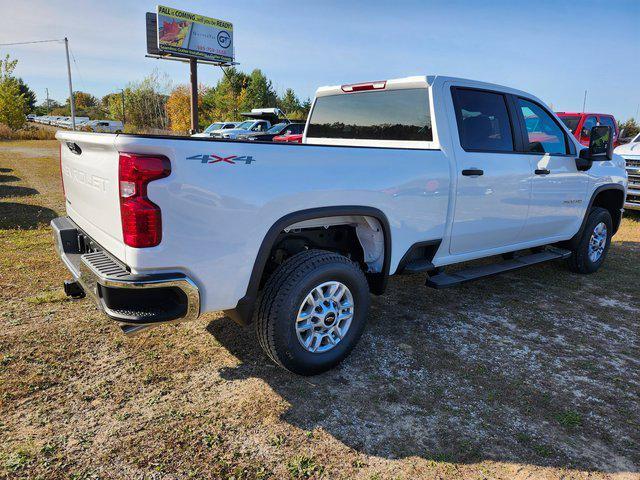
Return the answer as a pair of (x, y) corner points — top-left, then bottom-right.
(314, 75), (539, 100)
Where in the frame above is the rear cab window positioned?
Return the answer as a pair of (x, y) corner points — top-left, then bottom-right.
(305, 78), (437, 149)
(451, 88), (514, 152)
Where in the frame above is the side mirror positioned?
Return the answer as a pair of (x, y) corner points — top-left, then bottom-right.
(577, 125), (613, 168)
(588, 125), (613, 160)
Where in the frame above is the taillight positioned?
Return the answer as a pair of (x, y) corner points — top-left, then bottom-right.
(59, 143), (65, 197)
(118, 153), (171, 248)
(341, 80), (386, 92)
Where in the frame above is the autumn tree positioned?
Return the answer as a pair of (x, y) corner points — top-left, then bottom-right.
(0, 54), (28, 130)
(68, 91), (97, 110)
(108, 71), (171, 131)
(166, 84), (209, 132)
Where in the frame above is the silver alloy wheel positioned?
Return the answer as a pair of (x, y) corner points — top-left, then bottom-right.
(588, 221), (608, 263)
(295, 281), (354, 353)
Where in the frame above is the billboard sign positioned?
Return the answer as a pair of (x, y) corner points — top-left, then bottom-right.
(156, 5), (233, 63)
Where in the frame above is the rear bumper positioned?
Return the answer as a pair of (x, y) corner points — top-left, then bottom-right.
(51, 217), (200, 334)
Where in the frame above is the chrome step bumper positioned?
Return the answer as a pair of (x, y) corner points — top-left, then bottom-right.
(51, 216), (200, 334)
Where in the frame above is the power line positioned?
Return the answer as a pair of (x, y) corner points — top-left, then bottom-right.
(0, 39), (64, 46)
(69, 45), (86, 91)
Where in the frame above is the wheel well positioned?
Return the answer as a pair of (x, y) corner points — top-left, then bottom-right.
(260, 215), (386, 293)
(225, 207), (391, 327)
(592, 188), (624, 233)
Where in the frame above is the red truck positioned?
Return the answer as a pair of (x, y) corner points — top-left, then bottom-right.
(556, 112), (619, 147)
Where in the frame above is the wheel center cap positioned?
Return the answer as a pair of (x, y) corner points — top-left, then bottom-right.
(324, 312), (336, 326)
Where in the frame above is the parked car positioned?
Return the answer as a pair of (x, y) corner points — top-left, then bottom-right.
(59, 117), (90, 129)
(26, 114), (36, 121)
(215, 119), (272, 139)
(82, 120), (124, 133)
(556, 112), (620, 147)
(192, 122), (239, 138)
(52, 75), (626, 375)
(614, 131), (640, 210)
(240, 122), (305, 142)
(273, 133), (303, 143)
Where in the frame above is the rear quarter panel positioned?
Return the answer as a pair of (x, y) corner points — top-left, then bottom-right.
(114, 136), (450, 312)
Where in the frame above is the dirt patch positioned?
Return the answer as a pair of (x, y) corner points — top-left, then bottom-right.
(1, 141), (639, 479)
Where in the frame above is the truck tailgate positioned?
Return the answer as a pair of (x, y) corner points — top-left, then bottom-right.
(57, 131), (126, 261)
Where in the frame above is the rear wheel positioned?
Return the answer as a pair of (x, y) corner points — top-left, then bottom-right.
(567, 207), (612, 274)
(254, 250), (370, 375)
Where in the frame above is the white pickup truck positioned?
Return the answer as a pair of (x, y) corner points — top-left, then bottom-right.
(52, 75), (627, 375)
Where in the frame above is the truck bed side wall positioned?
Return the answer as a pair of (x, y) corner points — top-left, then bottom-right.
(114, 136), (451, 312)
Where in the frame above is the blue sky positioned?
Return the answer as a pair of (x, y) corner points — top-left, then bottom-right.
(2, 0), (639, 120)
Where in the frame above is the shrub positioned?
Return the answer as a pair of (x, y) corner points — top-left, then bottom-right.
(0, 123), (57, 141)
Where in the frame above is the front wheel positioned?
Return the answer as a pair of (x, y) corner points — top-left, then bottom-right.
(567, 207), (613, 274)
(254, 250), (370, 375)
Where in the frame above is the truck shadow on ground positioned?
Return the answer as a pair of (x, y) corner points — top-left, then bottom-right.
(0, 169), (58, 228)
(0, 201), (58, 229)
(0, 184), (39, 199)
(207, 242), (639, 473)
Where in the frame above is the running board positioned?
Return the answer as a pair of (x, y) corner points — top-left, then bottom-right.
(426, 247), (572, 289)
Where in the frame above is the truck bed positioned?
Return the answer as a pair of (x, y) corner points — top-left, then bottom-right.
(57, 131), (450, 312)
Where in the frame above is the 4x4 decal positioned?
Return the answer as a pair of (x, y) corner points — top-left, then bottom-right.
(187, 154), (255, 165)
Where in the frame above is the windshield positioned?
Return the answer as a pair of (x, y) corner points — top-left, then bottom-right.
(204, 123), (223, 133)
(266, 123), (287, 134)
(307, 88), (433, 141)
(633, 132), (640, 143)
(236, 121), (254, 129)
(558, 115), (581, 133)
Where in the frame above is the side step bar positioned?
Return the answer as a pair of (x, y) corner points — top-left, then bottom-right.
(426, 247), (572, 289)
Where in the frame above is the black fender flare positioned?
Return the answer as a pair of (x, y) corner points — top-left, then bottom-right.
(225, 206), (392, 326)
(568, 184), (625, 248)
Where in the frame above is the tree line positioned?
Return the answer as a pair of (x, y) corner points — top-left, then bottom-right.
(1, 53), (639, 138)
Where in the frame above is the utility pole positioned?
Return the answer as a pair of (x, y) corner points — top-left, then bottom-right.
(582, 90), (587, 113)
(189, 58), (198, 134)
(119, 89), (126, 128)
(45, 88), (50, 114)
(64, 37), (76, 130)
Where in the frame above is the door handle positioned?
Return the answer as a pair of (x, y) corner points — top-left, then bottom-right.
(461, 169), (484, 176)
(535, 169), (551, 175)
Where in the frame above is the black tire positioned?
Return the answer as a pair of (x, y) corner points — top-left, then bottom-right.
(254, 249), (370, 375)
(567, 207), (613, 274)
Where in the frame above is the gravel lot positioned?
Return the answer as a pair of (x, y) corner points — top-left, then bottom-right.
(1, 140), (639, 479)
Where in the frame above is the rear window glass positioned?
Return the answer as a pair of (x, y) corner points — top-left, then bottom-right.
(559, 115), (581, 133)
(452, 88), (514, 151)
(306, 88), (433, 141)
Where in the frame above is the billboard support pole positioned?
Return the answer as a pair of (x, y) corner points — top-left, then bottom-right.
(189, 58), (198, 134)
(64, 37), (76, 131)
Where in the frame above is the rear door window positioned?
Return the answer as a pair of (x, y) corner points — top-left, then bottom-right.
(452, 88), (514, 151)
(517, 98), (568, 154)
(306, 88), (433, 141)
